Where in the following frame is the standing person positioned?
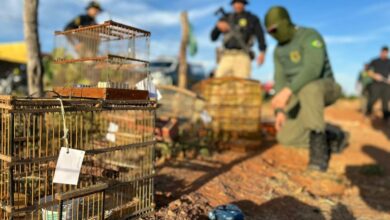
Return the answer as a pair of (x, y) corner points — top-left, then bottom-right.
(211, 0), (267, 78)
(265, 6), (342, 172)
(64, 1), (103, 31)
(356, 64), (373, 114)
(366, 46), (390, 121)
(64, 1), (103, 58)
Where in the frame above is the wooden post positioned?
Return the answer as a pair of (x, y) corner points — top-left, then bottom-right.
(178, 12), (189, 89)
(23, 0), (44, 97)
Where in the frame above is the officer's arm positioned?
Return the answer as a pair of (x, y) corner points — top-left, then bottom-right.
(274, 50), (286, 93)
(288, 33), (325, 93)
(367, 60), (377, 78)
(254, 17), (267, 52)
(211, 16), (227, 42)
(211, 26), (221, 42)
(64, 16), (81, 31)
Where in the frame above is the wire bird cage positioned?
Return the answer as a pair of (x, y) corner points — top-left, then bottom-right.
(155, 85), (206, 144)
(156, 85), (204, 123)
(0, 20), (156, 219)
(52, 20), (152, 100)
(193, 77), (263, 142)
(0, 97), (155, 220)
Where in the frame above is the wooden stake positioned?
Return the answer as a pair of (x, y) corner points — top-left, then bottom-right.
(178, 12), (189, 89)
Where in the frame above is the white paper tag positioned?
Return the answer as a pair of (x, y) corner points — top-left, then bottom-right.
(53, 148), (85, 185)
(106, 133), (116, 143)
(200, 110), (212, 124)
(108, 122), (119, 133)
(136, 78), (162, 101)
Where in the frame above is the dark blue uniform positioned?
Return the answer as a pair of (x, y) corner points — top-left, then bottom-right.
(65, 14), (97, 31)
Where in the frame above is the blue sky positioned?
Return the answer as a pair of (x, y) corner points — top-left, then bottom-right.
(1, 0), (389, 94)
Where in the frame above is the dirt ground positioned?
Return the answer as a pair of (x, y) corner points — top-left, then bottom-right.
(151, 100), (390, 220)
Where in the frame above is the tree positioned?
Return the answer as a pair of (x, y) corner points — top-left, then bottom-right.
(178, 11), (189, 89)
(23, 0), (44, 97)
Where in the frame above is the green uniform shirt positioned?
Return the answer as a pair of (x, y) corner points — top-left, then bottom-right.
(274, 27), (334, 94)
(358, 70), (373, 89)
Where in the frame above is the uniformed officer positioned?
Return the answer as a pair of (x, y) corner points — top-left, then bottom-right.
(357, 64), (373, 114)
(211, 0), (267, 78)
(64, 1), (103, 58)
(366, 46), (390, 121)
(64, 1), (103, 31)
(265, 6), (342, 172)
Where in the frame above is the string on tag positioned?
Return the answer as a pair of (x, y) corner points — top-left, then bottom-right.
(57, 98), (70, 153)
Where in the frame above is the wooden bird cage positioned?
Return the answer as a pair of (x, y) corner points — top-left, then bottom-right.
(0, 96), (155, 219)
(0, 20), (156, 220)
(193, 77), (263, 142)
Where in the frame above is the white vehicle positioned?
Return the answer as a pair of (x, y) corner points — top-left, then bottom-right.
(150, 57), (206, 88)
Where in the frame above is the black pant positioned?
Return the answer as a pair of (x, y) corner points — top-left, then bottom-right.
(366, 82), (390, 119)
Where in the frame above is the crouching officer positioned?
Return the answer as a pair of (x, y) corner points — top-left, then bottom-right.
(211, 0), (267, 78)
(265, 6), (342, 172)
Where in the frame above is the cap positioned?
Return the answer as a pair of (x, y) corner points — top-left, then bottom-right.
(382, 46), (389, 51)
(231, 0), (249, 5)
(86, 1), (103, 11)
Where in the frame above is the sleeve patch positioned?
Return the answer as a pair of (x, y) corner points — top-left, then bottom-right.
(74, 17), (81, 26)
(311, 39), (323, 48)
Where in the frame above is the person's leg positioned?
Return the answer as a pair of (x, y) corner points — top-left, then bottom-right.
(277, 79), (341, 171)
(366, 83), (380, 116)
(298, 80), (335, 171)
(215, 54), (234, 78)
(380, 83), (390, 120)
(233, 52), (251, 78)
(361, 88), (369, 114)
(297, 80), (327, 132)
(276, 80), (328, 148)
(276, 117), (310, 148)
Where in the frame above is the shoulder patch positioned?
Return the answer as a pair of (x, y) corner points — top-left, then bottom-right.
(74, 17), (81, 26)
(311, 39), (323, 48)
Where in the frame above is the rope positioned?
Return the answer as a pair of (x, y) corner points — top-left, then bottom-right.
(57, 98), (70, 153)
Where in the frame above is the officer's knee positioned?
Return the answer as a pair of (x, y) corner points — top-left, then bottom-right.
(276, 129), (294, 146)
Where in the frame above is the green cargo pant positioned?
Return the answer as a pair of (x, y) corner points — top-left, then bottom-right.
(276, 78), (342, 148)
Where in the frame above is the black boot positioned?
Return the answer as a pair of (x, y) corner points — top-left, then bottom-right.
(325, 125), (349, 154)
(308, 131), (331, 172)
(383, 111), (390, 121)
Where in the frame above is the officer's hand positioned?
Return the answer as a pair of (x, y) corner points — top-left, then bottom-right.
(272, 88), (292, 109)
(257, 52), (265, 66)
(217, 21), (230, 33)
(275, 112), (286, 131)
(373, 73), (384, 82)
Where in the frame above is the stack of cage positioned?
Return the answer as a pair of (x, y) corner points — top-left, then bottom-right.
(156, 85), (204, 124)
(193, 77), (263, 142)
(0, 20), (155, 219)
(155, 85), (205, 144)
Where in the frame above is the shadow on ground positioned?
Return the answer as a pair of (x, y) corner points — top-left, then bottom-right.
(230, 198), (356, 220)
(346, 145), (390, 212)
(155, 140), (276, 207)
(232, 196), (325, 220)
(371, 117), (390, 140)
